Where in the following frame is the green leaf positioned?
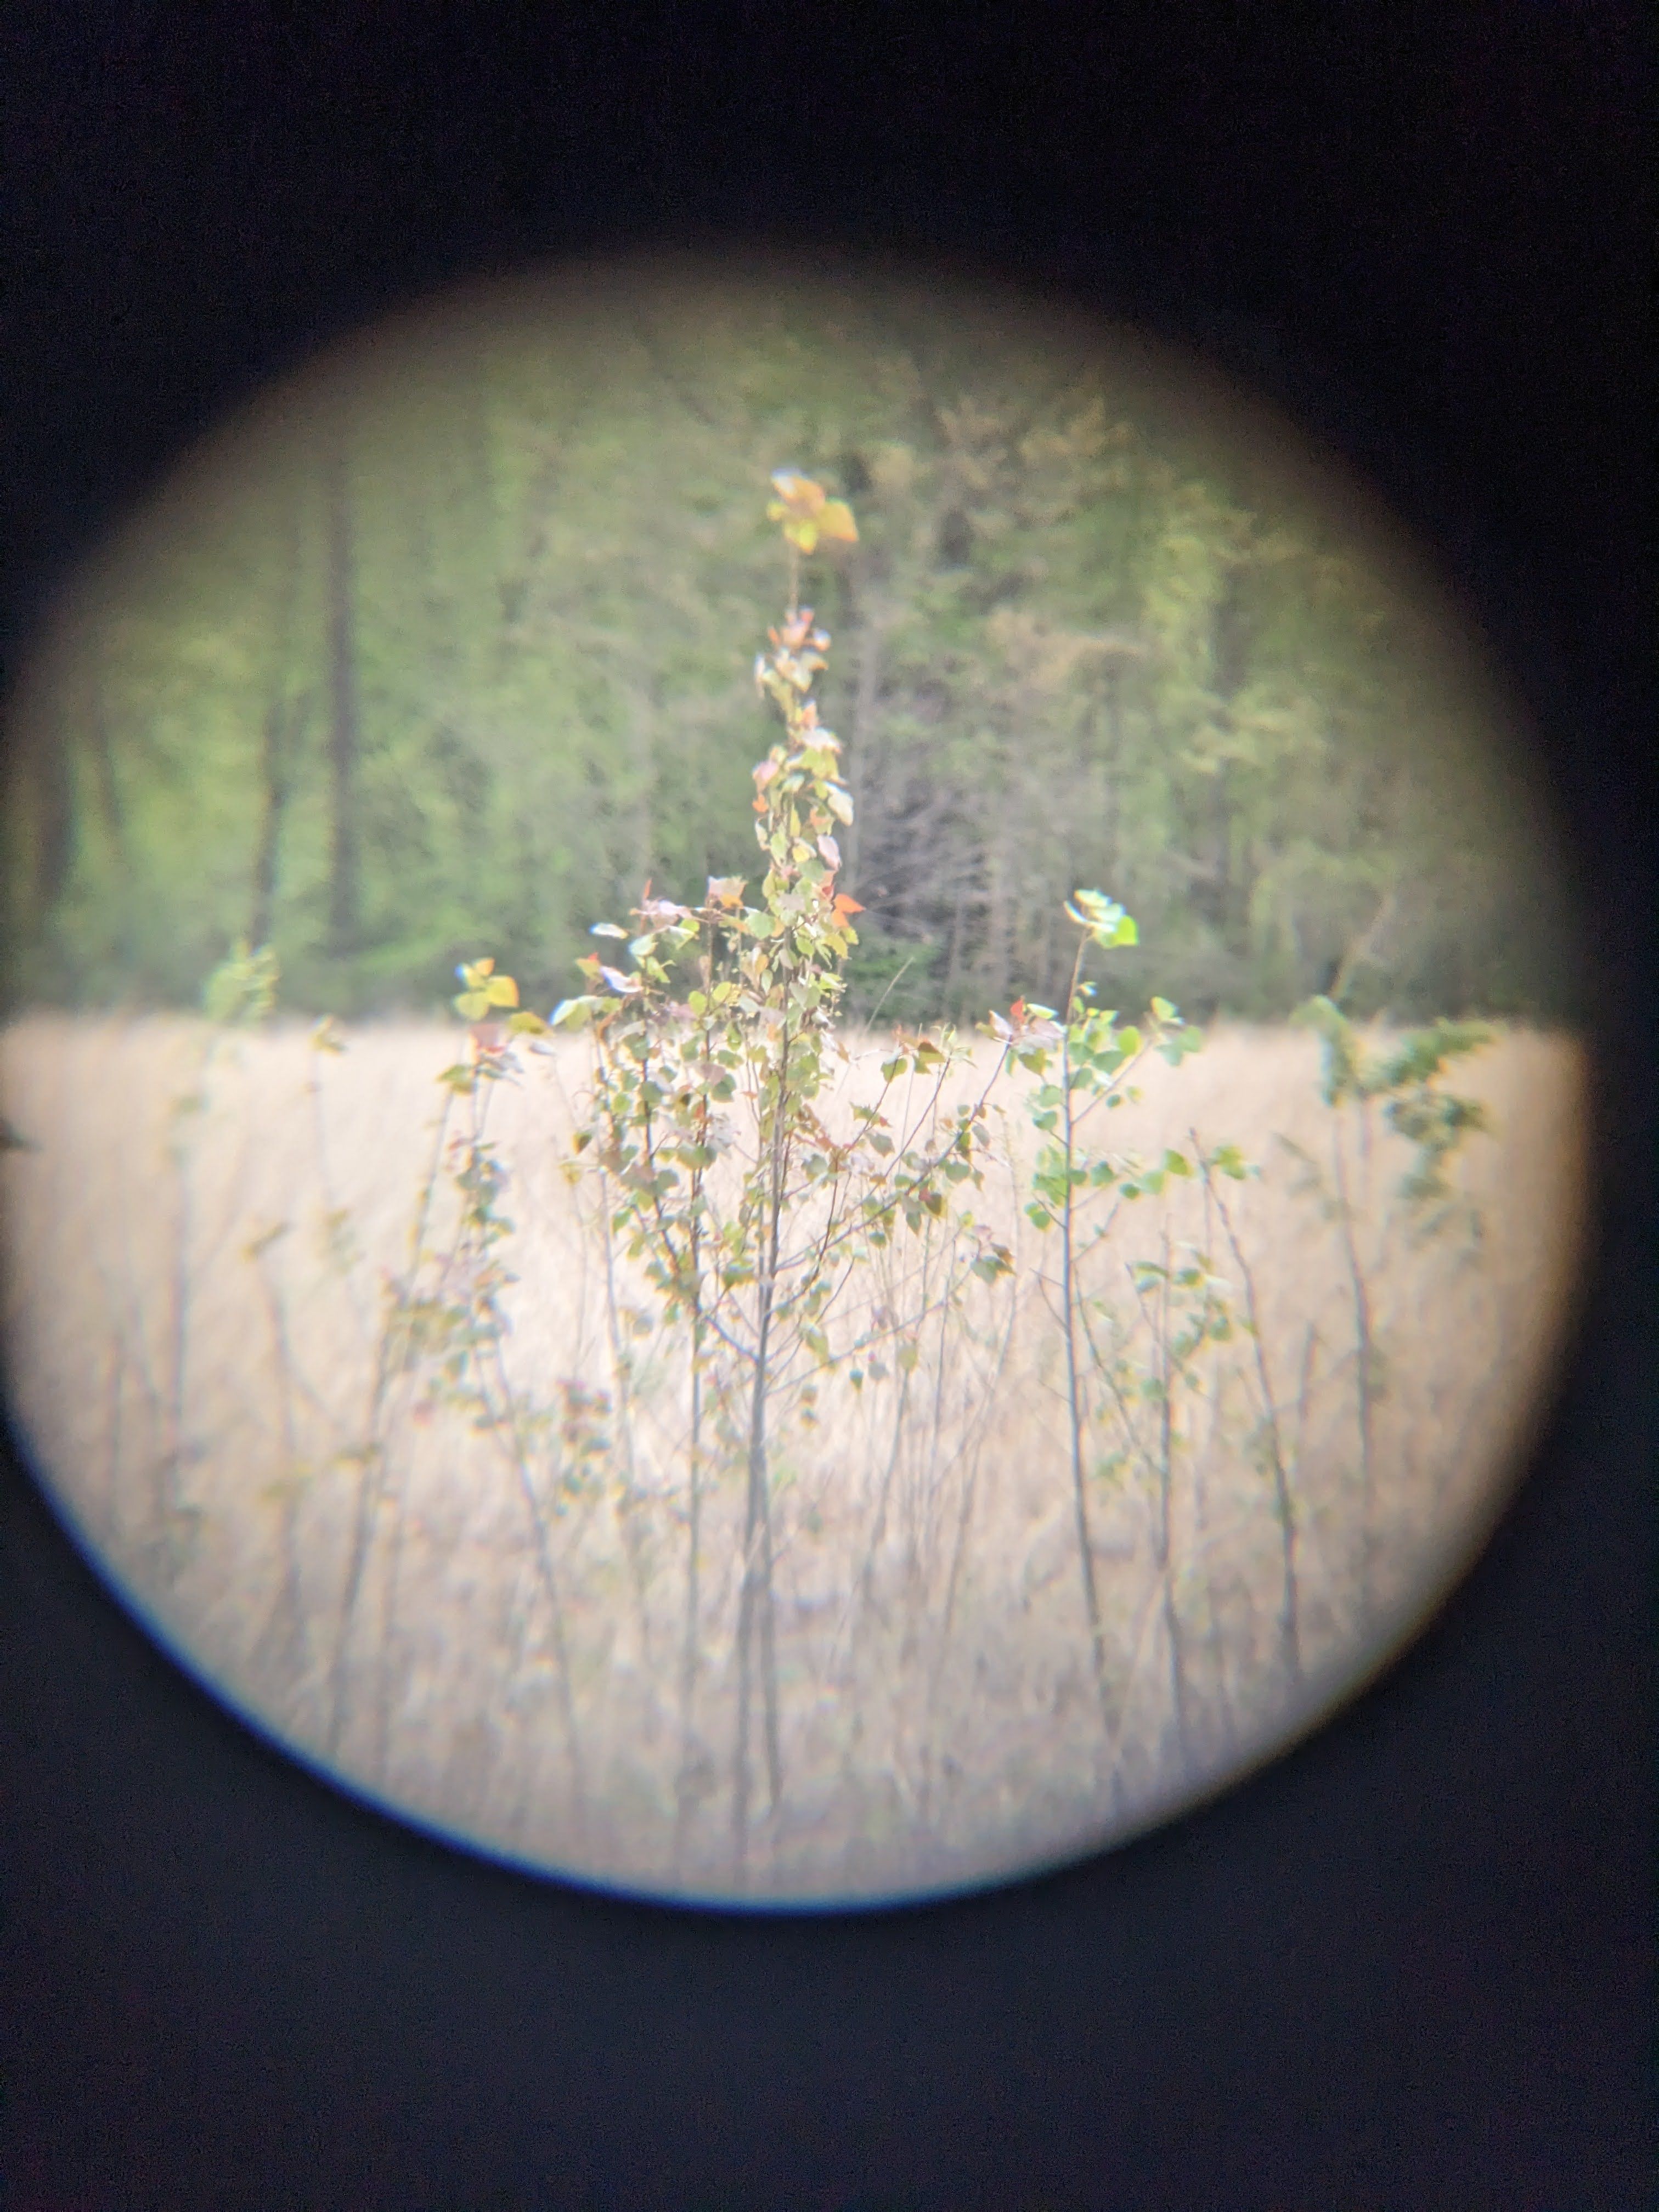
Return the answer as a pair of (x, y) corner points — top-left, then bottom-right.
(1065, 890), (1139, 949)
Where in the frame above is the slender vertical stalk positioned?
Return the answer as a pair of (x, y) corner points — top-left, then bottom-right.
(855, 1289), (917, 1622)
(1153, 1226), (1193, 1772)
(919, 1279), (1020, 1821)
(372, 1076), (491, 1781)
(1329, 1109), (1376, 1625)
(670, 1306), (704, 1863)
(104, 1333), (128, 1544)
(733, 1009), (790, 1882)
(1057, 939), (1112, 1734)
(906, 1234), (951, 1611)
(1193, 1366), (1238, 1754)
(327, 1088), (454, 1758)
(251, 1245), (308, 1680)
(599, 1189), (652, 1666)
(1201, 1145), (1300, 1686)
(165, 1119), (192, 1548)
(160, 1030), (217, 1577)
(674, 927), (716, 1867)
(487, 1340), (587, 1839)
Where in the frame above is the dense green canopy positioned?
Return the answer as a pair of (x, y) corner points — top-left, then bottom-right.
(2, 257), (1575, 1024)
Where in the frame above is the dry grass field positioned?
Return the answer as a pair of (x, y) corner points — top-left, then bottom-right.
(0, 1013), (1588, 1904)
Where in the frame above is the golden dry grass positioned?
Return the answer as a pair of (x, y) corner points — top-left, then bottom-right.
(0, 1013), (1589, 1903)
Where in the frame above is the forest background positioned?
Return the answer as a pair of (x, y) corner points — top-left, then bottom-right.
(0, 264), (1575, 1028)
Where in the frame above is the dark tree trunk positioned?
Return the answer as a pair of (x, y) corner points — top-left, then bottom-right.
(1209, 569), (1254, 950)
(250, 691), (311, 949)
(250, 698), (286, 951)
(324, 444), (362, 953)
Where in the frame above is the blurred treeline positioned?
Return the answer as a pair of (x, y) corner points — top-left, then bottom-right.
(1, 261), (1574, 1025)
